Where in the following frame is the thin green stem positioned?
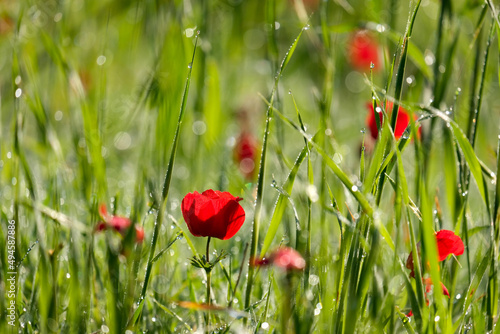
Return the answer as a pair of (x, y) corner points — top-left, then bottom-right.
(206, 236), (211, 333)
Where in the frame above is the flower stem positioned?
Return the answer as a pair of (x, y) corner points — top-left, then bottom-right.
(206, 236), (211, 333)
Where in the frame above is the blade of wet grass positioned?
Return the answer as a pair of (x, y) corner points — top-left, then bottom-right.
(135, 34), (198, 324)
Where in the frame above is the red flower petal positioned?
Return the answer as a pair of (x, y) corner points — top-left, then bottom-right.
(348, 30), (380, 71)
(109, 216), (132, 233)
(99, 203), (109, 218)
(436, 230), (464, 261)
(366, 102), (421, 140)
(181, 190), (246, 240)
(266, 247), (306, 271)
(234, 132), (259, 180)
(135, 225), (145, 243)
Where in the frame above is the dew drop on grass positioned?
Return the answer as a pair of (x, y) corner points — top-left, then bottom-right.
(261, 322), (270, 330)
(96, 55), (106, 66)
(309, 274), (320, 286)
(434, 315), (440, 322)
(304, 24), (310, 30)
(101, 325), (109, 333)
(375, 107), (382, 113)
(15, 88), (22, 98)
(351, 185), (358, 192)
(15, 75), (21, 85)
(455, 293), (461, 299)
(187, 62), (193, 69)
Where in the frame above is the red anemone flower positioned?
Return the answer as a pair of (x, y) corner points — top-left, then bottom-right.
(181, 190), (245, 240)
(435, 230), (465, 261)
(252, 247), (306, 271)
(96, 204), (144, 243)
(366, 102), (420, 140)
(406, 229), (464, 277)
(234, 132), (259, 180)
(348, 30), (380, 71)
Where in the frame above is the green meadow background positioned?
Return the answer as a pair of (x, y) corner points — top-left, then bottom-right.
(1, 0), (500, 333)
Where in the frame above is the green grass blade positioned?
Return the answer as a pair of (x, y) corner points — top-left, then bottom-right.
(245, 24), (307, 313)
(136, 34), (198, 321)
(259, 142), (308, 257)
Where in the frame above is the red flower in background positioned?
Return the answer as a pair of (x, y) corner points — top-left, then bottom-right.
(234, 132), (259, 180)
(181, 190), (245, 240)
(404, 229), (462, 316)
(406, 277), (450, 317)
(366, 102), (420, 140)
(435, 230), (465, 261)
(406, 229), (464, 277)
(253, 247), (306, 271)
(348, 30), (380, 71)
(96, 204), (144, 243)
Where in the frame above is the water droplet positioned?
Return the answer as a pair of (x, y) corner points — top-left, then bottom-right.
(261, 322), (270, 330)
(185, 28), (195, 37)
(434, 315), (440, 322)
(54, 110), (63, 121)
(54, 12), (63, 22)
(187, 62), (192, 69)
(375, 107), (382, 113)
(15, 75), (21, 85)
(351, 185), (358, 192)
(376, 24), (386, 32)
(96, 55), (106, 66)
(304, 24), (310, 31)
(192, 120), (206, 135)
(370, 63), (375, 69)
(15, 88), (22, 98)
(456, 293), (461, 300)
(309, 274), (320, 286)
(66, 273), (71, 279)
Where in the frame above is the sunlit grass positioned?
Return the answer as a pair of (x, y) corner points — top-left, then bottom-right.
(1, 0), (500, 333)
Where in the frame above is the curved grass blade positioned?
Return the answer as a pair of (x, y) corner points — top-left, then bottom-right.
(259, 141), (309, 257)
(245, 24), (306, 313)
(453, 251), (489, 332)
(135, 35), (199, 324)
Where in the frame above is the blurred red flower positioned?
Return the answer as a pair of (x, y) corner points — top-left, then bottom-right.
(181, 190), (245, 240)
(252, 247), (306, 271)
(348, 30), (380, 71)
(435, 230), (465, 261)
(366, 102), (420, 140)
(406, 278), (449, 317)
(406, 229), (464, 277)
(234, 132), (259, 180)
(96, 204), (144, 243)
